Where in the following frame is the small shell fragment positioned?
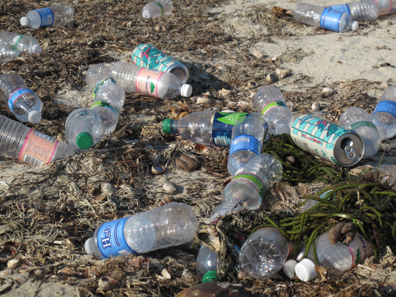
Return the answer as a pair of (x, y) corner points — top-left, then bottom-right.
(237, 101), (250, 108)
(276, 68), (291, 78)
(175, 153), (198, 172)
(7, 259), (19, 270)
(266, 73), (276, 83)
(101, 182), (115, 196)
(163, 181), (177, 194)
(98, 276), (119, 292)
(152, 165), (165, 175)
(321, 87), (334, 95)
(247, 81), (257, 89)
(219, 88), (232, 97)
(196, 97), (213, 104)
(311, 101), (321, 112)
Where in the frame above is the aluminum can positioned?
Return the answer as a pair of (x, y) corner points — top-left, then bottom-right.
(131, 44), (189, 83)
(290, 114), (364, 167)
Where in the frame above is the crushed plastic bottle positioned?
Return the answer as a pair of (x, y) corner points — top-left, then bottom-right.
(142, 0), (173, 18)
(0, 32), (42, 55)
(330, 0), (379, 21)
(372, 85), (396, 139)
(0, 73), (42, 124)
(253, 86), (292, 136)
(86, 64), (126, 135)
(222, 153), (283, 210)
(20, 4), (74, 29)
(299, 189), (333, 213)
(339, 107), (381, 158)
(293, 3), (359, 32)
(84, 202), (198, 259)
(209, 200), (244, 224)
(65, 108), (104, 153)
(0, 114), (75, 166)
(110, 62), (192, 99)
(371, 164), (396, 187)
(196, 246), (218, 283)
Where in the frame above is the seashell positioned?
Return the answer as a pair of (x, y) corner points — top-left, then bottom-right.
(101, 182), (115, 196)
(58, 267), (74, 275)
(7, 259), (19, 270)
(150, 115), (158, 122)
(196, 97), (213, 104)
(276, 68), (292, 78)
(98, 276), (119, 292)
(163, 195), (173, 204)
(237, 101), (250, 108)
(247, 81), (257, 89)
(251, 49), (264, 59)
(163, 181), (177, 193)
(203, 92), (211, 98)
(380, 62), (391, 67)
(0, 269), (12, 276)
(286, 101), (294, 112)
(175, 153), (198, 172)
(152, 165), (165, 175)
(321, 87), (334, 95)
(219, 88), (232, 97)
(266, 73), (276, 83)
(34, 269), (45, 276)
(161, 269), (171, 279)
(311, 101), (321, 112)
(15, 277), (28, 284)
(194, 144), (208, 154)
(0, 242), (17, 263)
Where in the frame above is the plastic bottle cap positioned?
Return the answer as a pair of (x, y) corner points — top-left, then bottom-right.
(283, 259), (297, 278)
(20, 17), (30, 26)
(295, 259), (318, 282)
(28, 110), (42, 124)
(202, 270), (217, 283)
(181, 84), (193, 97)
(84, 238), (93, 254)
(276, 124), (290, 135)
(352, 21), (359, 31)
(76, 132), (93, 150)
(162, 119), (172, 134)
(32, 44), (42, 54)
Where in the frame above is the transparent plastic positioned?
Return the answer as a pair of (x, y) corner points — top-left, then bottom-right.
(372, 86), (396, 139)
(374, 0), (395, 15)
(0, 32), (42, 55)
(196, 246), (218, 281)
(0, 73), (42, 124)
(0, 48), (18, 63)
(339, 107), (381, 158)
(142, 0), (173, 18)
(86, 64), (126, 135)
(371, 164), (396, 186)
(209, 200), (243, 224)
(344, 0), (379, 21)
(84, 202), (198, 257)
(21, 5), (74, 29)
(253, 86), (292, 135)
(0, 115), (75, 166)
(222, 154), (283, 210)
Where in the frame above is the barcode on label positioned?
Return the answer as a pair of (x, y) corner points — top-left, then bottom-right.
(34, 131), (55, 143)
(214, 137), (227, 146)
(23, 154), (44, 166)
(233, 137), (249, 145)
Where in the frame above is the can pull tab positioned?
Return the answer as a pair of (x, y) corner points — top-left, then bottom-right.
(344, 142), (356, 160)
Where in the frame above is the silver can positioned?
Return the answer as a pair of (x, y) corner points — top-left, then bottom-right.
(291, 114), (364, 167)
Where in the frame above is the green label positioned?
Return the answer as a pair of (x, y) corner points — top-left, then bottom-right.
(150, 82), (155, 93)
(260, 100), (286, 115)
(216, 112), (248, 125)
(153, 2), (164, 16)
(350, 120), (378, 132)
(92, 77), (116, 98)
(231, 173), (266, 200)
(11, 35), (24, 52)
(90, 100), (118, 118)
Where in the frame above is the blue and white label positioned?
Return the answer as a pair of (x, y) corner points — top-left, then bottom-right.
(320, 8), (343, 32)
(97, 217), (138, 259)
(8, 88), (35, 112)
(373, 101), (396, 118)
(229, 135), (262, 155)
(36, 8), (54, 27)
(329, 4), (351, 15)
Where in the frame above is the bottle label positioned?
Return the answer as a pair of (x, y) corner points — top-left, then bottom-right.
(35, 7), (54, 27)
(329, 4), (351, 15)
(8, 88), (35, 113)
(373, 101), (396, 118)
(212, 112), (248, 146)
(229, 135), (262, 155)
(260, 100), (286, 115)
(347, 233), (374, 268)
(135, 68), (164, 97)
(349, 120), (378, 132)
(153, 2), (164, 16)
(18, 129), (59, 166)
(131, 44), (184, 73)
(11, 35), (24, 52)
(90, 100), (119, 118)
(229, 173), (266, 202)
(96, 217), (138, 258)
(92, 77), (116, 98)
(320, 8), (342, 32)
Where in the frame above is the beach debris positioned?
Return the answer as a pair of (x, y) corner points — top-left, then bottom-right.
(98, 276), (119, 292)
(276, 68), (291, 78)
(247, 81), (257, 89)
(311, 101), (321, 112)
(0, 242), (17, 263)
(152, 165), (166, 175)
(321, 87), (334, 95)
(197, 97), (213, 104)
(175, 153), (198, 172)
(266, 73), (276, 83)
(163, 181), (177, 193)
(101, 182), (115, 196)
(219, 88), (232, 97)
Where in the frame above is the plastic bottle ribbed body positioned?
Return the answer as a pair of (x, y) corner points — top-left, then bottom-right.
(0, 49), (18, 63)
(227, 116), (264, 176)
(22, 5), (74, 29)
(253, 86), (292, 135)
(196, 246), (218, 280)
(142, 0), (173, 18)
(209, 200), (243, 223)
(374, 0), (393, 15)
(339, 107), (380, 158)
(347, 0), (379, 21)
(0, 73), (42, 123)
(239, 228), (289, 280)
(294, 3), (324, 27)
(222, 154), (283, 210)
(372, 86), (396, 139)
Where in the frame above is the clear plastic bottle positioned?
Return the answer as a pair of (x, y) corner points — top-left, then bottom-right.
(20, 4), (74, 29)
(330, 0), (379, 21)
(293, 3), (359, 32)
(339, 107), (381, 158)
(65, 108), (104, 153)
(299, 189), (332, 213)
(84, 202), (198, 259)
(196, 246), (218, 283)
(372, 85), (396, 139)
(0, 48), (18, 63)
(86, 64), (126, 135)
(253, 86), (293, 136)
(222, 154), (283, 210)
(0, 32), (42, 55)
(239, 228), (291, 280)
(0, 114), (75, 166)
(0, 73), (42, 124)
(227, 116), (265, 176)
(142, 0), (173, 18)
(374, 0), (396, 16)
(110, 62), (192, 99)
(209, 200), (244, 224)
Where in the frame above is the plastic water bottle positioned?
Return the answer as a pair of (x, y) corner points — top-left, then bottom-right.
(372, 85), (396, 139)
(295, 231), (373, 281)
(228, 116), (265, 176)
(0, 32), (42, 55)
(293, 3), (359, 32)
(0, 73), (42, 124)
(299, 189), (333, 213)
(253, 86), (292, 136)
(330, 0), (379, 21)
(196, 246), (218, 283)
(86, 64), (126, 135)
(339, 107), (381, 158)
(142, 0), (173, 18)
(222, 154), (283, 210)
(374, 0), (396, 16)
(209, 200), (244, 224)
(239, 228), (291, 279)
(0, 115), (75, 166)
(84, 202), (198, 259)
(110, 62), (192, 99)
(20, 4), (74, 29)
(65, 108), (104, 152)
(0, 49), (18, 63)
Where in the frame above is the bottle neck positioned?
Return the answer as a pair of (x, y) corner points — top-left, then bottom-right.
(162, 119), (177, 134)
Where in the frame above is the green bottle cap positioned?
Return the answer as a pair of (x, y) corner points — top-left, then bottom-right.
(202, 270), (217, 283)
(162, 119), (172, 134)
(76, 132), (93, 150)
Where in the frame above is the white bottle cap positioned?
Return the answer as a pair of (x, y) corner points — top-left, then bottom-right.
(283, 259), (297, 278)
(275, 124), (290, 135)
(28, 110), (42, 124)
(32, 44), (42, 54)
(181, 84), (193, 97)
(20, 17), (30, 26)
(352, 21), (359, 31)
(84, 238), (93, 254)
(295, 258), (318, 282)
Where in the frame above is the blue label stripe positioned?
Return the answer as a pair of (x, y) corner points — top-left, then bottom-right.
(36, 7), (54, 27)
(373, 101), (396, 118)
(330, 4), (351, 15)
(320, 8), (342, 32)
(229, 135), (262, 155)
(8, 88), (35, 112)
